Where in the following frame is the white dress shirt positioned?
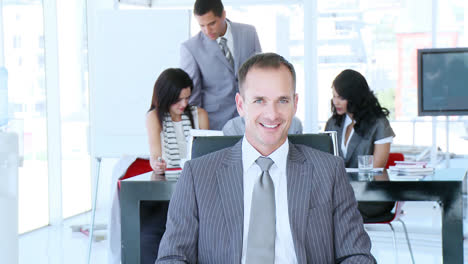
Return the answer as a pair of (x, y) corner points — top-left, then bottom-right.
(216, 20), (235, 60)
(341, 114), (393, 157)
(241, 137), (298, 264)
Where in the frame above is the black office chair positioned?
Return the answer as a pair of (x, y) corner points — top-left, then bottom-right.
(191, 133), (335, 159)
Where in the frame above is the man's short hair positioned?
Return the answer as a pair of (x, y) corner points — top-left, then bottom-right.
(194, 0), (224, 17)
(238, 52), (296, 94)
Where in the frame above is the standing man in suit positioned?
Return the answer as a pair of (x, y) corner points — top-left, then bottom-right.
(181, 0), (262, 130)
(157, 53), (375, 263)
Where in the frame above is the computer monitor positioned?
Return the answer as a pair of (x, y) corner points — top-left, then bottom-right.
(417, 47), (468, 116)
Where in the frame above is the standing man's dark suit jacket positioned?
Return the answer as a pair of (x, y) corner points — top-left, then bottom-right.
(156, 140), (375, 263)
(180, 21), (261, 130)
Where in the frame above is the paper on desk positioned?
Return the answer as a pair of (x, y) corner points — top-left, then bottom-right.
(123, 171), (153, 181)
(165, 169), (181, 175)
(388, 174), (425, 181)
(387, 169), (428, 181)
(122, 169), (181, 181)
(345, 168), (384, 173)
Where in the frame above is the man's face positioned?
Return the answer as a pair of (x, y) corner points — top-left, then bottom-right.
(236, 65), (298, 156)
(195, 10), (227, 40)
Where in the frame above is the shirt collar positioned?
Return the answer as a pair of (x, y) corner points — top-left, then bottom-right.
(344, 114), (354, 128)
(241, 136), (289, 173)
(217, 20), (232, 43)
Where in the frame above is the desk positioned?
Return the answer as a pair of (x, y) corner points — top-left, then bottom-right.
(120, 168), (467, 264)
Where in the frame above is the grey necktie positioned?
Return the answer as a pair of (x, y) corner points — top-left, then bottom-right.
(219, 37), (234, 69)
(246, 157), (275, 264)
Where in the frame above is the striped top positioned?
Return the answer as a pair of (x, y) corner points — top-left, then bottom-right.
(161, 106), (198, 168)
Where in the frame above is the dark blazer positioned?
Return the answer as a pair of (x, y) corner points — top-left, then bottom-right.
(325, 116), (395, 168)
(156, 140), (375, 263)
(180, 20), (262, 130)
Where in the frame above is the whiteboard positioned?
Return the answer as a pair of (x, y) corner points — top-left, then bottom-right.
(90, 10), (190, 158)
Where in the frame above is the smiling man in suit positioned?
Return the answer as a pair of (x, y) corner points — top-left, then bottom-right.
(180, 0), (261, 130)
(157, 53), (375, 263)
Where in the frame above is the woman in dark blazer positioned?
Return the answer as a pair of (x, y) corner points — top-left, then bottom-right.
(325, 69), (395, 220)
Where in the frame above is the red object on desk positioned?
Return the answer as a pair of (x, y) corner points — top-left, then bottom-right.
(166, 167), (182, 171)
(122, 158), (152, 180)
(385, 152), (405, 169)
(117, 158), (182, 189)
(118, 158), (152, 190)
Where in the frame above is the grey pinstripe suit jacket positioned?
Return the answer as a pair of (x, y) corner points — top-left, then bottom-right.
(180, 20), (262, 130)
(156, 140), (375, 264)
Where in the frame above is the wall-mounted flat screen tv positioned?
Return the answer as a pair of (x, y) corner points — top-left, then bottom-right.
(418, 47), (468, 116)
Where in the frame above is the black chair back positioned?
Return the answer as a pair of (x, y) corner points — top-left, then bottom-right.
(191, 133), (335, 159)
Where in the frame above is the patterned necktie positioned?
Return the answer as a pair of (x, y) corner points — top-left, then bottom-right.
(246, 156), (275, 264)
(219, 37), (234, 69)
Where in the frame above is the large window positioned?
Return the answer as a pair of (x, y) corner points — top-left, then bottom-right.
(186, 0), (467, 155)
(3, 0), (90, 233)
(56, 0), (90, 219)
(314, 0), (467, 154)
(3, 1), (49, 233)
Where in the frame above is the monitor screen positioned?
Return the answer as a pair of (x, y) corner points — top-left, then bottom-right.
(418, 47), (468, 116)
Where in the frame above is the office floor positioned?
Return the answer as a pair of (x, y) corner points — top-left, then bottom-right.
(17, 201), (468, 264)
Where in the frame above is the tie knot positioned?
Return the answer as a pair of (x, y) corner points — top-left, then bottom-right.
(220, 36), (227, 45)
(255, 157), (274, 172)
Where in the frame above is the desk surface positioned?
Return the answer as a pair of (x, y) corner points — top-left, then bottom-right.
(124, 167), (466, 183)
(120, 168), (467, 264)
(123, 171), (179, 182)
(122, 168), (467, 204)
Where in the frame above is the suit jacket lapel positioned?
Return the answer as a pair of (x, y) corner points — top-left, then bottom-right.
(202, 28), (235, 73)
(230, 21), (242, 74)
(336, 117), (362, 164)
(286, 143), (311, 264)
(216, 140), (244, 262)
(345, 128), (363, 163)
(335, 119), (345, 158)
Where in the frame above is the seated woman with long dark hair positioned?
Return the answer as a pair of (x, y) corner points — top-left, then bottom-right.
(142, 68), (209, 264)
(146, 68), (209, 174)
(325, 69), (395, 220)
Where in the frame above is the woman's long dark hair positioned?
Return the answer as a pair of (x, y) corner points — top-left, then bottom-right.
(331, 69), (389, 137)
(149, 68), (195, 128)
